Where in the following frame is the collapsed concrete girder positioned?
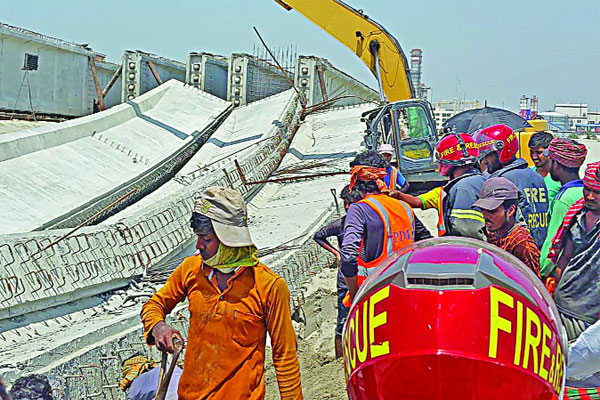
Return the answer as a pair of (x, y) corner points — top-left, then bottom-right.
(227, 53), (292, 107)
(295, 55), (379, 107)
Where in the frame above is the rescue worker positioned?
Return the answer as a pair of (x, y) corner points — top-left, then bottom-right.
(475, 124), (549, 248)
(539, 138), (588, 277)
(141, 187), (302, 399)
(473, 177), (541, 277)
(377, 143), (409, 192)
(393, 132), (486, 240)
(528, 131), (562, 205)
(312, 184), (362, 358)
(340, 151), (430, 305)
(548, 162), (600, 340)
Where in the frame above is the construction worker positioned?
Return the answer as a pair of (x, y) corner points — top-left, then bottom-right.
(475, 124), (549, 248)
(141, 187), (302, 399)
(473, 177), (540, 277)
(392, 132), (486, 240)
(340, 151), (430, 305)
(539, 138), (588, 277)
(377, 143), (409, 192)
(312, 184), (362, 359)
(548, 162), (600, 340)
(529, 131), (562, 205)
(120, 354), (182, 400)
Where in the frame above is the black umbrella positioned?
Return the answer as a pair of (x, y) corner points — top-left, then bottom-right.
(442, 106), (531, 134)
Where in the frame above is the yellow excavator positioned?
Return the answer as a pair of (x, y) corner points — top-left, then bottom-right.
(275, 0), (445, 189)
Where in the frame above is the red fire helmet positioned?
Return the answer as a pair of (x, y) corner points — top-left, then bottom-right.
(473, 124), (519, 164)
(343, 237), (567, 400)
(436, 133), (479, 176)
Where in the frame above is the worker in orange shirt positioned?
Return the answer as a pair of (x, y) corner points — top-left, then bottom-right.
(141, 187), (302, 400)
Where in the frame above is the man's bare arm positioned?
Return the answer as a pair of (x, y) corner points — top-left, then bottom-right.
(388, 190), (423, 209)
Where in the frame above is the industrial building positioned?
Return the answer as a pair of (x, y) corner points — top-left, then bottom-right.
(0, 22), (306, 120)
(432, 99), (479, 128)
(519, 94), (539, 120)
(409, 48), (430, 100)
(0, 22), (122, 117)
(555, 103), (588, 130)
(539, 111), (570, 132)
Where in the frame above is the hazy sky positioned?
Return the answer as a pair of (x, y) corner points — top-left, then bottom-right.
(1, 0), (599, 112)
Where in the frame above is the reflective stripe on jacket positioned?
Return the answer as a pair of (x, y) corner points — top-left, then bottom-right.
(356, 194), (415, 285)
(437, 187), (447, 237)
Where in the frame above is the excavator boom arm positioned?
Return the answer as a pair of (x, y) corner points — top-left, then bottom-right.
(275, 0), (415, 101)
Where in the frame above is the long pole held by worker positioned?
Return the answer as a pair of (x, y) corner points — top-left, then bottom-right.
(154, 338), (183, 400)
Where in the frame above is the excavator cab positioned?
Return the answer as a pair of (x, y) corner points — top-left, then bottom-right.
(363, 99), (444, 191)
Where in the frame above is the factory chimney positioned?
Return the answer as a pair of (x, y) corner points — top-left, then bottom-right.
(410, 49), (423, 97)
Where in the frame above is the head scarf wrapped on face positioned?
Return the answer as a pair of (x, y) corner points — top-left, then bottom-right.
(203, 243), (259, 273)
(547, 138), (587, 168)
(584, 161), (600, 191)
(349, 165), (388, 193)
(192, 187), (260, 273)
(191, 212), (259, 273)
(547, 162), (600, 264)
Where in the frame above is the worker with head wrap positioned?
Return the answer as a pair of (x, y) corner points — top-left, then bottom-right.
(340, 151), (432, 304)
(141, 187), (302, 399)
(539, 138), (588, 277)
(547, 162), (600, 340)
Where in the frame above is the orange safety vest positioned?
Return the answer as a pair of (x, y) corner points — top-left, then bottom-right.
(356, 194), (415, 286)
(386, 167), (399, 191)
(437, 187), (447, 237)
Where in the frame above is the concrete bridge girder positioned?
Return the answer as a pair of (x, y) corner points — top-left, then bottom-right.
(294, 55), (379, 107)
(227, 53), (292, 107)
(186, 52), (229, 101)
(121, 51), (186, 103)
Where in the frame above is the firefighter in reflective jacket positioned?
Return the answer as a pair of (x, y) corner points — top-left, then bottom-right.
(475, 124), (549, 248)
(340, 151), (421, 306)
(391, 133), (486, 240)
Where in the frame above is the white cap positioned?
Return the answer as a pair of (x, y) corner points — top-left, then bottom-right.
(193, 187), (254, 247)
(378, 143), (394, 155)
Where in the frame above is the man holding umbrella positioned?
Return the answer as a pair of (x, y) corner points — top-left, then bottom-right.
(474, 124), (549, 249)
